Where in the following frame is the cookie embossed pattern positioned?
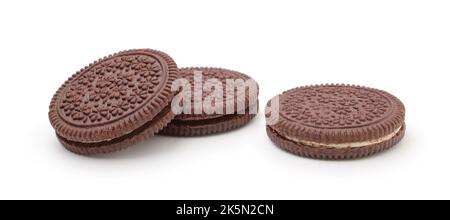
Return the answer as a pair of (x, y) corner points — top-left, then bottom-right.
(266, 84), (406, 160)
(49, 49), (179, 155)
(161, 67), (259, 136)
(59, 54), (165, 126)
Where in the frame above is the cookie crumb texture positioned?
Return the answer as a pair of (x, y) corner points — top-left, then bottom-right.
(267, 84), (406, 160)
(49, 49), (178, 155)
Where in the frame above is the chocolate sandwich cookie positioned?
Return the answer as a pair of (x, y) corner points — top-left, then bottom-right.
(49, 49), (178, 155)
(266, 84), (406, 160)
(160, 67), (259, 136)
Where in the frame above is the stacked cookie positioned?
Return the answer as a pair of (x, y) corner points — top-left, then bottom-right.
(49, 49), (259, 155)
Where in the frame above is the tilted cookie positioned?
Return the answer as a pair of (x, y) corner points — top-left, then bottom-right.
(49, 49), (178, 155)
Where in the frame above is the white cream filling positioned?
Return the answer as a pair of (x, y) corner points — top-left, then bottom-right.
(283, 126), (403, 149)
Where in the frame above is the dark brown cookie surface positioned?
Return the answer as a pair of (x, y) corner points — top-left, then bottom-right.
(49, 49), (178, 154)
(160, 67), (259, 136)
(266, 84), (406, 159)
(162, 113), (257, 137)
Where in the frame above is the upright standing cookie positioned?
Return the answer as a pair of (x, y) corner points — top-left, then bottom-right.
(266, 84), (406, 159)
(160, 67), (259, 136)
(49, 49), (178, 155)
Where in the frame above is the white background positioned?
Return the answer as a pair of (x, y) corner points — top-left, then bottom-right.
(0, 0), (449, 200)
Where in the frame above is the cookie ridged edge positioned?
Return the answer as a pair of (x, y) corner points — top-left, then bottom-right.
(49, 49), (179, 143)
(267, 125), (406, 160)
(179, 67), (252, 80)
(160, 113), (257, 137)
(267, 84), (406, 144)
(58, 106), (175, 155)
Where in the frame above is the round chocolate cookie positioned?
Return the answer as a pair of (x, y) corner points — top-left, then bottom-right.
(266, 84), (406, 160)
(49, 49), (178, 155)
(160, 67), (259, 136)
